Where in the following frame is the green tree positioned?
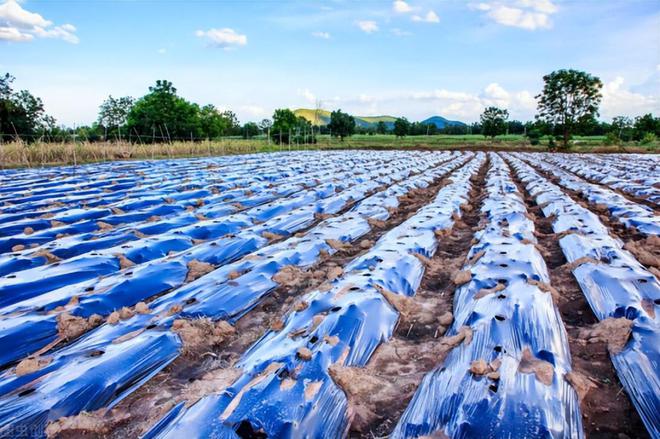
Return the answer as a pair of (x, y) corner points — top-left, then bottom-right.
(126, 80), (201, 142)
(375, 121), (388, 134)
(633, 113), (659, 140)
(242, 122), (259, 139)
(535, 69), (603, 149)
(393, 117), (410, 137)
(220, 110), (241, 136)
(507, 120), (525, 135)
(198, 105), (230, 139)
(258, 118), (272, 135)
(327, 109), (356, 141)
(611, 116), (633, 142)
(0, 73), (52, 142)
(480, 106), (509, 138)
(271, 109), (299, 144)
(98, 95), (134, 140)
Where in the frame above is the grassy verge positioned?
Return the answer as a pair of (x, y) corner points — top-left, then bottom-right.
(0, 135), (657, 168)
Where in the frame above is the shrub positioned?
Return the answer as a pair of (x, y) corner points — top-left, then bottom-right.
(526, 129), (541, 146)
(604, 132), (620, 146)
(640, 132), (657, 145)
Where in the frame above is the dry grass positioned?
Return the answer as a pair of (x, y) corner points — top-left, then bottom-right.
(0, 139), (273, 168)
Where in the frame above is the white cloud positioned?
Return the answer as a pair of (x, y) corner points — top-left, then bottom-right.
(398, 84), (534, 120)
(356, 20), (379, 33)
(412, 10), (440, 23)
(470, 0), (558, 30)
(601, 76), (660, 120)
(298, 88), (317, 104)
(0, 25), (32, 41)
(393, 1), (413, 13)
(311, 31), (331, 39)
(0, 0), (78, 43)
(157, 48), (167, 55)
(195, 28), (247, 49)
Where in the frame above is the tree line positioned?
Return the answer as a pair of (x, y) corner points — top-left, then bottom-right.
(1, 70), (659, 148)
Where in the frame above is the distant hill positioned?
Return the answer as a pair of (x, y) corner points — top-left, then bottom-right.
(421, 116), (466, 129)
(294, 109), (465, 129)
(294, 109), (397, 129)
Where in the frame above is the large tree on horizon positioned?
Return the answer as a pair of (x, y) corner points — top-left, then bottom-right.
(480, 106), (509, 139)
(535, 69), (603, 149)
(98, 95), (134, 140)
(327, 109), (355, 141)
(393, 117), (410, 138)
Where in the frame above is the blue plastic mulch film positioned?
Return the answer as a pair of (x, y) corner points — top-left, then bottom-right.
(0, 151), (462, 370)
(1, 151), (658, 439)
(506, 153), (660, 439)
(394, 153), (583, 439)
(524, 154), (659, 237)
(538, 152), (659, 207)
(139, 153), (486, 438)
(0, 151), (468, 438)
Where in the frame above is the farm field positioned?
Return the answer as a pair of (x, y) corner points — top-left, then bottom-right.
(0, 150), (658, 438)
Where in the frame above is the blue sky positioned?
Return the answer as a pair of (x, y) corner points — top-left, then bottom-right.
(1, 0), (659, 126)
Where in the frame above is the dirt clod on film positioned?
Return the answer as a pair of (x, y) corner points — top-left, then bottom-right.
(578, 317), (633, 355)
(115, 253), (135, 270)
(517, 348), (554, 386)
(623, 236), (660, 270)
(451, 270), (472, 286)
(57, 312), (103, 341)
(171, 318), (236, 355)
(15, 355), (52, 376)
(45, 409), (130, 438)
(97, 221), (113, 231)
(185, 259), (215, 282)
(273, 265), (309, 289)
(33, 249), (61, 264)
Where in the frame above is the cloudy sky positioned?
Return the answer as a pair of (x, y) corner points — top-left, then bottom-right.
(1, 0), (659, 126)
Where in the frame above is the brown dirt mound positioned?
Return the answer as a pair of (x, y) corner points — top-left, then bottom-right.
(57, 312), (103, 341)
(33, 249), (61, 264)
(15, 355), (52, 376)
(273, 265), (309, 289)
(451, 270), (472, 286)
(45, 409), (130, 438)
(185, 260), (215, 282)
(172, 318), (236, 354)
(114, 254), (134, 270)
(518, 347), (554, 386)
(578, 317), (633, 355)
(262, 231), (284, 241)
(624, 236), (660, 269)
(332, 326), (473, 435)
(377, 286), (438, 326)
(97, 221), (113, 231)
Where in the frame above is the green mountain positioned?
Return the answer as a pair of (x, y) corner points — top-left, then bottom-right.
(294, 109), (397, 128)
(421, 116), (466, 129)
(294, 109), (464, 129)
